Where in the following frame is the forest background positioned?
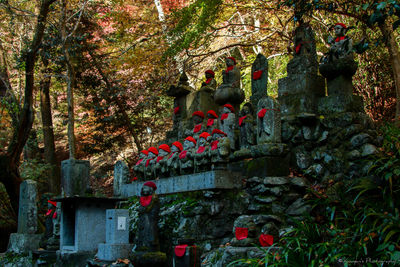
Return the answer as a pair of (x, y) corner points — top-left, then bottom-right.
(0, 0), (399, 254)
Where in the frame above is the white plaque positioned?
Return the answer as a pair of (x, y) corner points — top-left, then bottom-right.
(117, 216), (126, 230)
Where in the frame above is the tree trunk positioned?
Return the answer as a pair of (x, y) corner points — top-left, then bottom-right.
(61, 0), (77, 159)
(40, 57), (60, 194)
(379, 20), (400, 126)
(0, 0), (56, 214)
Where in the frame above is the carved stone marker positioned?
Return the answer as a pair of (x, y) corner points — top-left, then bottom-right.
(220, 104), (237, 150)
(113, 160), (130, 197)
(257, 97), (281, 144)
(239, 103), (256, 150)
(8, 180), (42, 253)
(61, 159), (90, 196)
(97, 209), (133, 261)
(251, 53), (268, 109)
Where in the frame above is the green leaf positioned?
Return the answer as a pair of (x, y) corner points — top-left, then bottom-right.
(377, 2), (387, 10)
(384, 230), (398, 242)
(392, 251), (400, 261)
(363, 3), (370, 10)
(389, 244), (395, 251)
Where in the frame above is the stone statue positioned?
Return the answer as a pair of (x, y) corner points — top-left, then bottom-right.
(44, 200), (60, 250)
(239, 103), (256, 149)
(144, 147), (158, 179)
(210, 129), (230, 168)
(154, 144), (170, 178)
(179, 136), (197, 175)
(186, 111), (205, 140)
(322, 23), (353, 64)
(257, 97), (281, 144)
(214, 57), (245, 107)
(194, 132), (211, 173)
(206, 110), (219, 134)
(167, 141), (183, 177)
(220, 104), (237, 150)
(200, 70), (217, 92)
(250, 53), (268, 109)
(133, 150), (148, 181)
(135, 181), (160, 252)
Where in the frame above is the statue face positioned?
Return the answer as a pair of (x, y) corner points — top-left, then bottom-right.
(213, 133), (223, 140)
(223, 107), (231, 114)
(226, 58), (234, 66)
(242, 106), (250, 115)
(140, 152), (147, 159)
(184, 140), (195, 149)
(205, 72), (213, 79)
(159, 149), (168, 157)
(148, 152), (156, 158)
(141, 185), (154, 196)
(193, 115), (203, 124)
(334, 25), (344, 37)
(199, 137), (207, 146)
(171, 145), (179, 153)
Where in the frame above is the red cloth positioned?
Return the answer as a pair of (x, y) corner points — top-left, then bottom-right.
(211, 129), (226, 136)
(205, 78), (213, 84)
(145, 158), (152, 167)
(253, 70), (263, 80)
(193, 124), (202, 133)
(174, 106), (180, 114)
(258, 108), (267, 118)
(207, 118), (215, 127)
(259, 234), (274, 247)
(335, 36), (346, 42)
(207, 110), (218, 118)
(174, 244), (188, 257)
(239, 116), (247, 126)
(335, 22), (347, 29)
(156, 156), (164, 163)
(130, 177), (138, 182)
(199, 132), (211, 140)
(168, 152), (175, 159)
(185, 136), (197, 145)
(227, 56), (236, 64)
(172, 141), (183, 152)
(140, 150), (148, 156)
(148, 147), (158, 156)
(140, 195), (152, 207)
(144, 181), (157, 190)
(136, 159), (143, 166)
(235, 227), (248, 240)
(295, 43), (302, 54)
(197, 146), (205, 154)
(48, 200), (57, 207)
(225, 65), (234, 73)
(220, 113), (229, 121)
(211, 140), (219, 150)
(53, 212), (57, 219)
(205, 70), (215, 76)
(46, 209), (53, 216)
(223, 104), (234, 112)
(179, 150), (188, 159)
(159, 144), (171, 153)
(192, 111), (205, 118)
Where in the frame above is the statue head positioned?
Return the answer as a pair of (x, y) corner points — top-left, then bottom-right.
(205, 70), (215, 79)
(226, 57), (236, 67)
(192, 111), (205, 124)
(184, 136), (196, 150)
(207, 110), (218, 119)
(171, 141), (183, 153)
(223, 104), (235, 114)
(241, 103), (253, 116)
(147, 147), (158, 158)
(139, 150), (148, 159)
(334, 23), (346, 37)
(141, 181), (157, 196)
(212, 129), (227, 140)
(199, 132), (211, 146)
(47, 199), (57, 210)
(158, 144), (170, 157)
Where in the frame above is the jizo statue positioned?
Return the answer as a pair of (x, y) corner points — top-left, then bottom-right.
(134, 150), (148, 181)
(194, 132), (211, 173)
(167, 141), (183, 177)
(179, 136), (197, 175)
(154, 144), (170, 178)
(144, 147), (158, 180)
(239, 103), (256, 149)
(220, 104), (237, 150)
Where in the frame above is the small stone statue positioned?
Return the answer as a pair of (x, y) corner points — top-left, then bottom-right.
(210, 129), (230, 168)
(214, 57), (245, 106)
(144, 147), (158, 179)
(44, 200), (60, 250)
(154, 144), (170, 178)
(257, 97), (281, 144)
(322, 23), (353, 64)
(251, 54), (268, 109)
(186, 111), (205, 140)
(194, 132), (211, 172)
(179, 136), (197, 175)
(239, 103), (256, 149)
(206, 110), (219, 134)
(135, 181), (160, 252)
(200, 70), (217, 92)
(167, 141), (183, 177)
(220, 104), (237, 150)
(133, 150), (148, 181)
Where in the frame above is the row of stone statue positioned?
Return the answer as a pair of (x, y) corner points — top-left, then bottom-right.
(134, 100), (281, 180)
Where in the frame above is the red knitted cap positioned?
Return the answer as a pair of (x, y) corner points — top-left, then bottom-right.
(140, 150), (148, 156)
(199, 132), (211, 140)
(148, 147), (158, 156)
(158, 144), (171, 153)
(205, 70), (215, 77)
(227, 57), (236, 65)
(212, 129), (227, 136)
(335, 23), (347, 29)
(143, 181), (157, 190)
(207, 110), (218, 118)
(223, 104), (235, 112)
(172, 141), (183, 152)
(192, 111), (205, 119)
(185, 136), (197, 145)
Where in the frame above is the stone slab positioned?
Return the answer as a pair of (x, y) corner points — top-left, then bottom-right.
(97, 243), (133, 261)
(61, 159), (90, 197)
(8, 233), (42, 253)
(317, 95), (364, 114)
(106, 209), (130, 244)
(17, 179), (38, 234)
(120, 170), (241, 197)
(228, 155), (290, 177)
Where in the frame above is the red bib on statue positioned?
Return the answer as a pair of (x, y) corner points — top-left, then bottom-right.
(259, 234), (274, 247)
(239, 116), (247, 126)
(211, 140), (219, 150)
(253, 70), (263, 80)
(207, 118), (215, 127)
(235, 227), (248, 240)
(193, 124), (202, 133)
(174, 244), (188, 257)
(197, 146), (205, 154)
(139, 195), (152, 207)
(179, 150), (187, 159)
(136, 159), (143, 166)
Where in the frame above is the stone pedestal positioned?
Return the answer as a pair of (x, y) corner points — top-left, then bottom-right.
(61, 159), (90, 197)
(172, 242), (201, 267)
(8, 233), (42, 254)
(186, 90), (219, 120)
(113, 161), (130, 197)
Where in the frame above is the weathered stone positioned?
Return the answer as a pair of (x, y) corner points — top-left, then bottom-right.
(250, 143), (289, 157)
(113, 161), (130, 196)
(271, 203), (285, 214)
(228, 155), (290, 178)
(220, 106), (237, 151)
(17, 180), (38, 234)
(318, 131), (329, 144)
(250, 53), (268, 109)
(248, 203), (264, 212)
(292, 129), (304, 144)
(302, 126), (313, 140)
(350, 133), (371, 148)
(256, 97), (281, 144)
(286, 198), (311, 216)
(252, 215), (283, 225)
(290, 177), (308, 187)
(261, 222), (279, 239)
(61, 159), (90, 197)
(281, 121), (295, 142)
(247, 176), (263, 184)
(305, 164), (324, 177)
(250, 184), (268, 194)
(8, 233), (42, 254)
(239, 103), (256, 150)
(361, 144), (377, 157)
(317, 95), (364, 114)
(347, 150), (361, 160)
(105, 209), (130, 244)
(266, 186), (283, 196)
(263, 177), (288, 185)
(254, 196), (276, 204)
(296, 151), (312, 169)
(186, 90), (219, 121)
(282, 193), (301, 204)
(97, 243), (133, 261)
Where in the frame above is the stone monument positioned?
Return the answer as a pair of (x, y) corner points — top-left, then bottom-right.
(200, 70), (217, 92)
(167, 141), (183, 177)
(131, 182), (166, 267)
(113, 160), (130, 196)
(187, 111), (205, 140)
(250, 53), (268, 109)
(210, 129), (231, 169)
(179, 136), (196, 175)
(206, 109), (219, 134)
(257, 97), (282, 144)
(44, 199), (60, 251)
(154, 144), (170, 178)
(8, 180), (42, 253)
(61, 159), (90, 196)
(194, 132), (211, 173)
(220, 104), (237, 150)
(144, 147), (158, 180)
(239, 103), (256, 150)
